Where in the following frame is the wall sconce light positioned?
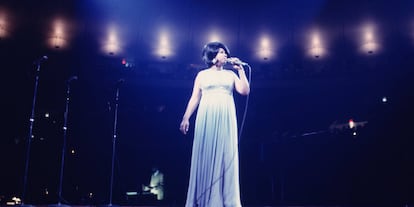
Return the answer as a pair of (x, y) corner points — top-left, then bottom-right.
(308, 32), (326, 59)
(104, 29), (121, 56)
(362, 41), (378, 54)
(155, 31), (172, 59)
(106, 42), (119, 55)
(310, 46), (324, 58)
(256, 36), (275, 61)
(0, 24), (5, 39)
(0, 20), (7, 39)
(257, 48), (274, 61)
(48, 19), (67, 49)
(208, 32), (222, 43)
(157, 47), (171, 59)
(360, 24), (380, 54)
(52, 35), (65, 49)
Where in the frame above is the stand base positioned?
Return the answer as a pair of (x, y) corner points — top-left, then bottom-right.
(48, 203), (71, 207)
(19, 204), (35, 207)
(97, 204), (119, 207)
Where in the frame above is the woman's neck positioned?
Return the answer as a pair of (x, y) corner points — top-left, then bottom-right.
(211, 65), (223, 71)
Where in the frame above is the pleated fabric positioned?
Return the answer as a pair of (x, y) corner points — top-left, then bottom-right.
(185, 69), (242, 207)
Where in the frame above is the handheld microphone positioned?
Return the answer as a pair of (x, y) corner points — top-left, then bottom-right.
(67, 75), (78, 84)
(33, 55), (48, 65)
(115, 78), (125, 87)
(116, 78), (125, 84)
(226, 57), (248, 66)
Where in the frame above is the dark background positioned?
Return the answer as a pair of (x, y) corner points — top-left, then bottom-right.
(1, 0), (413, 206)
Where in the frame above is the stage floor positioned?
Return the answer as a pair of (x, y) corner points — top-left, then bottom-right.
(27, 205), (413, 207)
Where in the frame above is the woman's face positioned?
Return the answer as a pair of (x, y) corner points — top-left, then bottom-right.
(214, 48), (228, 64)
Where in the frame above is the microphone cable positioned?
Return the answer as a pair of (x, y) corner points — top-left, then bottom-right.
(238, 64), (251, 142)
(194, 63), (252, 205)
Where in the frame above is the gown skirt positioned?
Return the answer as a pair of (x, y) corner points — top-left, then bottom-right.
(185, 70), (242, 207)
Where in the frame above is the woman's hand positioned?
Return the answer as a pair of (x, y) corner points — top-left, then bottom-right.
(233, 64), (243, 70)
(180, 119), (190, 135)
(227, 57), (244, 70)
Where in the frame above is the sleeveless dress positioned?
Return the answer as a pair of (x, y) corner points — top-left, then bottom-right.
(185, 69), (242, 207)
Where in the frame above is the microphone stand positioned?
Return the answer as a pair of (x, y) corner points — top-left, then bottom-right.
(100, 80), (123, 207)
(20, 59), (45, 207)
(49, 76), (77, 207)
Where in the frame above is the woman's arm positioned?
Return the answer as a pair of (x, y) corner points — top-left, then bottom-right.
(180, 73), (202, 134)
(233, 65), (250, 95)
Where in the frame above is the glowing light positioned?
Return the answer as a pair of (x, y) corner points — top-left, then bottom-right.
(353, 131), (357, 136)
(53, 35), (65, 49)
(364, 31), (374, 42)
(104, 27), (120, 55)
(156, 32), (172, 59)
(126, 191), (138, 196)
(310, 46), (323, 58)
(71, 149), (75, 154)
(382, 96), (387, 103)
(0, 10), (8, 39)
(257, 36), (275, 60)
(11, 197), (21, 205)
(349, 119), (355, 129)
(308, 31), (325, 58)
(0, 19), (6, 39)
(360, 23), (380, 54)
(208, 32), (221, 42)
(121, 57), (135, 68)
(45, 113), (50, 118)
(49, 19), (67, 49)
(312, 34), (321, 45)
(260, 38), (270, 48)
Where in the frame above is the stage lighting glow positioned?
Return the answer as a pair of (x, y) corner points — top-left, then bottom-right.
(45, 113), (50, 118)
(104, 28), (120, 55)
(208, 32), (221, 43)
(257, 36), (275, 60)
(362, 41), (378, 54)
(126, 191), (138, 196)
(308, 31), (325, 58)
(12, 197), (21, 204)
(121, 57), (135, 68)
(8, 197), (21, 205)
(360, 23), (380, 54)
(0, 18), (6, 39)
(0, 10), (8, 39)
(260, 37), (270, 48)
(156, 32), (172, 59)
(382, 96), (387, 103)
(348, 119), (355, 129)
(48, 19), (67, 49)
